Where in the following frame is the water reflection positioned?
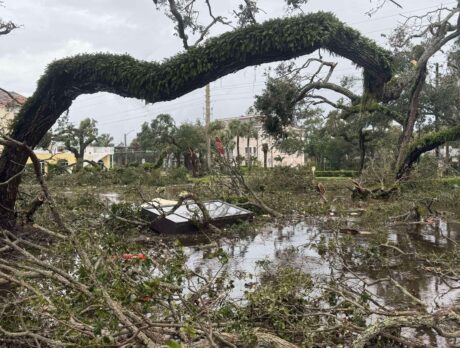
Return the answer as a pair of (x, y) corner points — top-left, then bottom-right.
(184, 218), (460, 309)
(186, 220), (329, 298)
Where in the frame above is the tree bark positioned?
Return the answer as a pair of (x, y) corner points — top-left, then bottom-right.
(358, 129), (366, 173)
(262, 143), (269, 169)
(396, 124), (460, 179)
(395, 63), (428, 171)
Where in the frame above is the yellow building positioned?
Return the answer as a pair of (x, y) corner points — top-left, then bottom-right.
(29, 145), (114, 174)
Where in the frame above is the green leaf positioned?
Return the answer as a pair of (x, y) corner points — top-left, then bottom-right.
(165, 340), (182, 348)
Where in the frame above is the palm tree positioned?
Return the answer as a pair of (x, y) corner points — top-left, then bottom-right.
(242, 119), (258, 168)
(228, 119), (245, 164)
(262, 143), (269, 169)
(220, 129), (236, 160)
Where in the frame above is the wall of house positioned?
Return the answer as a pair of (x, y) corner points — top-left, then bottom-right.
(28, 145), (114, 173)
(225, 117), (305, 167)
(233, 134), (304, 167)
(0, 105), (17, 134)
(0, 91), (27, 136)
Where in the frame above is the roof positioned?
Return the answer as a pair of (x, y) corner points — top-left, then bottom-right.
(219, 114), (264, 123)
(0, 90), (27, 107)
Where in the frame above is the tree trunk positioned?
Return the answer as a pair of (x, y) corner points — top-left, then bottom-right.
(445, 142), (450, 175)
(176, 153), (181, 168)
(75, 155), (84, 172)
(236, 136), (240, 164)
(358, 129), (366, 173)
(246, 136), (251, 168)
(263, 150), (268, 169)
(395, 63), (428, 171)
(396, 124), (460, 179)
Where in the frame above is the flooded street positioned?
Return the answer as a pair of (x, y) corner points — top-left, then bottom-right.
(184, 217), (460, 311)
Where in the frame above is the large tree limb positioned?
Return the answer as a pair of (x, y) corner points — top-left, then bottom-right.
(396, 124), (460, 179)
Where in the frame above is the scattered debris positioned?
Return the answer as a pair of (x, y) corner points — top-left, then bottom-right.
(142, 200), (253, 234)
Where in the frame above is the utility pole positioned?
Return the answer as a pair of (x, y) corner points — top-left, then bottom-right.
(435, 63), (440, 160)
(124, 130), (134, 167)
(205, 84), (211, 169)
(124, 133), (128, 167)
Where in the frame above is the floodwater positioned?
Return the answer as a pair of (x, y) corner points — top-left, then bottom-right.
(183, 217), (460, 347)
(91, 191), (459, 344)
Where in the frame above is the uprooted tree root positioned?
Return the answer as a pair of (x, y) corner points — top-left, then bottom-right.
(349, 180), (399, 200)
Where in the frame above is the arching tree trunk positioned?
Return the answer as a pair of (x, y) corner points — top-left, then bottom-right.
(396, 124), (460, 180)
(0, 12), (393, 227)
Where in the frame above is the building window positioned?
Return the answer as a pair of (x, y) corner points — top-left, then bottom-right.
(57, 159), (68, 168)
(39, 161), (46, 175)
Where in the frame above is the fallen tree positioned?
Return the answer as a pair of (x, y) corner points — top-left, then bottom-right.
(0, 12), (393, 227)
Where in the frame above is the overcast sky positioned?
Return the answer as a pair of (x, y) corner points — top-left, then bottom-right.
(1, 0), (456, 144)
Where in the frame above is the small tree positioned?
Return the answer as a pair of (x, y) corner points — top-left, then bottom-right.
(262, 143), (269, 168)
(242, 119), (258, 168)
(228, 119), (245, 164)
(54, 115), (102, 171)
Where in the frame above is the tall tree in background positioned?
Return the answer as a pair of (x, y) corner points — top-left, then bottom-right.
(228, 119), (245, 163)
(54, 115), (105, 171)
(174, 122), (206, 175)
(242, 119), (258, 167)
(254, 4), (460, 180)
(95, 133), (114, 147)
(135, 113), (177, 167)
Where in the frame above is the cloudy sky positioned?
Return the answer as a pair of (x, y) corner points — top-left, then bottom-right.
(0, 0), (456, 144)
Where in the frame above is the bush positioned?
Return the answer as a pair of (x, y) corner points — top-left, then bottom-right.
(46, 166), (191, 187)
(247, 166), (313, 192)
(315, 170), (358, 177)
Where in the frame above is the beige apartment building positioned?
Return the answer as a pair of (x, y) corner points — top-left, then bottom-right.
(221, 115), (305, 168)
(0, 89), (27, 135)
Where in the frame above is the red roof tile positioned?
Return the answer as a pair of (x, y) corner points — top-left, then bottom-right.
(0, 90), (27, 107)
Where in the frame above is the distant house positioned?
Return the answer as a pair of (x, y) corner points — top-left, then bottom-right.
(30, 142), (115, 174)
(220, 115), (305, 168)
(0, 89), (27, 134)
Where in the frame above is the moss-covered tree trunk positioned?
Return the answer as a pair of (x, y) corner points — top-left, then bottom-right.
(0, 12), (393, 227)
(396, 124), (460, 179)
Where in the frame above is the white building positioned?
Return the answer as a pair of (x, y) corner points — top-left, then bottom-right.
(220, 115), (305, 168)
(0, 90), (26, 134)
